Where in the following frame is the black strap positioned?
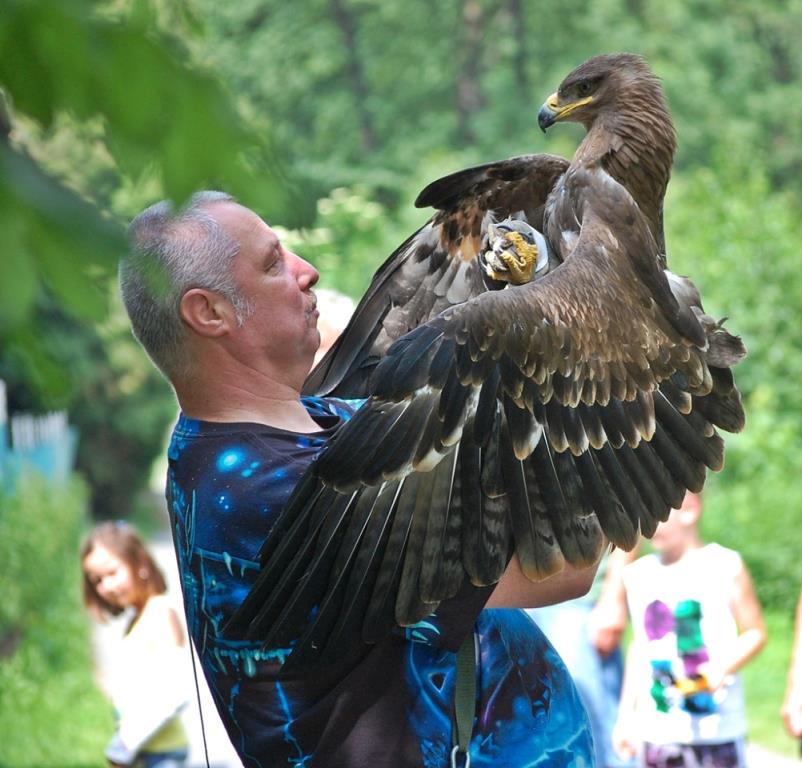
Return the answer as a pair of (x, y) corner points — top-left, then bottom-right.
(451, 632), (476, 768)
(188, 638), (212, 768)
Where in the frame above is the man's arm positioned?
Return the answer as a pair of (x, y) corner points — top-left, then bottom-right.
(484, 554), (598, 609)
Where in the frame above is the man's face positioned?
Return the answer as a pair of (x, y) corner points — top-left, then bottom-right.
(210, 202), (320, 369)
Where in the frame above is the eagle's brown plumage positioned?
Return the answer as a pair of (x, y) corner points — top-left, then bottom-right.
(229, 54), (746, 670)
(541, 53), (676, 256)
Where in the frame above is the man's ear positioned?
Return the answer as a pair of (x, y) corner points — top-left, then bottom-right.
(180, 288), (233, 338)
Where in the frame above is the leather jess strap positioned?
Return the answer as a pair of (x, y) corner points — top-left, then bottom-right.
(451, 632), (477, 768)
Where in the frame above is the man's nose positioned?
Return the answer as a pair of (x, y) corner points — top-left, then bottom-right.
(294, 254), (319, 289)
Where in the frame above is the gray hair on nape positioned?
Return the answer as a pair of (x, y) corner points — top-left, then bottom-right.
(119, 190), (254, 382)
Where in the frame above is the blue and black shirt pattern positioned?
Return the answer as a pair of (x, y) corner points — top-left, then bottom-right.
(166, 396), (594, 767)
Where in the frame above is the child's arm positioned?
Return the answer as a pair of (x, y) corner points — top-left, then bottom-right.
(705, 556), (766, 690)
(612, 634), (643, 760)
(781, 589), (802, 737)
(587, 545), (639, 656)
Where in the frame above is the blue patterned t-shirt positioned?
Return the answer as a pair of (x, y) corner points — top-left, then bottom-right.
(166, 396), (594, 767)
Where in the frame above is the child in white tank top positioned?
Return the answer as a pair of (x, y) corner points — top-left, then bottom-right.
(613, 492), (766, 768)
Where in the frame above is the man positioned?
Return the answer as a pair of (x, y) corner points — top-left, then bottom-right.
(120, 191), (598, 768)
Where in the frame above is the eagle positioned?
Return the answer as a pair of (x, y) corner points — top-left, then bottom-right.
(229, 53), (746, 669)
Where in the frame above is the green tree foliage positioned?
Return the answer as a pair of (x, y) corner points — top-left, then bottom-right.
(0, 0), (286, 518)
(192, 0), (802, 205)
(0, 0), (286, 331)
(665, 145), (802, 612)
(190, 0), (461, 209)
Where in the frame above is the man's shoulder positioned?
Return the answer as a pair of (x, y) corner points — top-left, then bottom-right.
(167, 414), (264, 468)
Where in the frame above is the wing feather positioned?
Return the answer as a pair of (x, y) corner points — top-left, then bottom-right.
(500, 425), (564, 581)
(418, 449), (463, 603)
(460, 431), (512, 586)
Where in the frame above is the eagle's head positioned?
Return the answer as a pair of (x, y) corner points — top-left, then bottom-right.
(537, 53), (666, 133)
(480, 218), (550, 286)
(537, 53), (676, 256)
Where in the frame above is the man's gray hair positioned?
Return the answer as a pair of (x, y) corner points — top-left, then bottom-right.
(119, 191), (253, 381)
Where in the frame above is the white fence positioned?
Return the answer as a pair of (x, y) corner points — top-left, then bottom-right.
(0, 380), (77, 488)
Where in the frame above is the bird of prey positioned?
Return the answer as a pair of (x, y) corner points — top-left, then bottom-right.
(229, 53), (746, 669)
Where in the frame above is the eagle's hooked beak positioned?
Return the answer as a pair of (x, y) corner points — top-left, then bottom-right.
(538, 91), (594, 132)
(538, 93), (560, 132)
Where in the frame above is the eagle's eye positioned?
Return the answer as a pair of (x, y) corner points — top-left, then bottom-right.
(577, 80), (593, 96)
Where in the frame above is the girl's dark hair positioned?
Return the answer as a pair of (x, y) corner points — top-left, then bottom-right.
(80, 521), (168, 620)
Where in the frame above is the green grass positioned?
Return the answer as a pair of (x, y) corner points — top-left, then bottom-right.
(0, 473), (113, 767)
(744, 608), (797, 757)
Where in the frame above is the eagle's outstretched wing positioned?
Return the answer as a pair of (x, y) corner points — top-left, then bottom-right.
(228, 166), (745, 670)
(304, 153), (570, 397)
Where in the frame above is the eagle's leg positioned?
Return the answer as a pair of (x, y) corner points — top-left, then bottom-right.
(483, 230), (539, 285)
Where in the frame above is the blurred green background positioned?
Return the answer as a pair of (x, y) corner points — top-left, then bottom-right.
(1, 0), (801, 762)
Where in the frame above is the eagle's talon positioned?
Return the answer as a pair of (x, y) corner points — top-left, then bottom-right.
(484, 231), (539, 285)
